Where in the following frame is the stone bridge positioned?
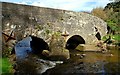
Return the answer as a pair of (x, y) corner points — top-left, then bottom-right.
(1, 2), (109, 73)
(2, 2), (107, 47)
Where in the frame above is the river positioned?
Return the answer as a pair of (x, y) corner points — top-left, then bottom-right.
(14, 37), (120, 74)
(43, 47), (120, 75)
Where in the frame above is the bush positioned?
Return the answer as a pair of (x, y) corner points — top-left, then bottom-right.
(102, 34), (120, 44)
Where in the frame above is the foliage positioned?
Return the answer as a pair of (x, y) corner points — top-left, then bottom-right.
(91, 7), (108, 21)
(92, 1), (120, 44)
(104, 1), (120, 12)
(1, 58), (13, 74)
(106, 20), (120, 31)
(105, 1), (120, 34)
(102, 34), (120, 44)
(112, 34), (120, 42)
(54, 31), (61, 37)
(114, 0), (120, 2)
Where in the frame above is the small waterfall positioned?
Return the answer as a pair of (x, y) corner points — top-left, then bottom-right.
(35, 59), (63, 74)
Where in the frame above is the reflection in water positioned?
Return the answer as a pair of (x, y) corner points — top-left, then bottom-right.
(43, 48), (120, 74)
(14, 37), (120, 74)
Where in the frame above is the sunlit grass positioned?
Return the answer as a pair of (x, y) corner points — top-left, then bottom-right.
(1, 57), (13, 75)
(102, 34), (120, 43)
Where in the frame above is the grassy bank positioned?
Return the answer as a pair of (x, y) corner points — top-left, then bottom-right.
(0, 57), (13, 75)
(102, 34), (120, 44)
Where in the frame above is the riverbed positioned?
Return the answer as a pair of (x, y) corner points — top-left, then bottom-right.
(43, 47), (120, 75)
(14, 37), (120, 74)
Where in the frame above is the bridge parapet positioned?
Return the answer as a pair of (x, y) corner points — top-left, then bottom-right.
(2, 2), (107, 45)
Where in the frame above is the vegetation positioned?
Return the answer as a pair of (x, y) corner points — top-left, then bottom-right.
(91, 1), (120, 45)
(1, 58), (13, 74)
(2, 39), (14, 74)
(2, 42), (14, 74)
(91, 7), (108, 21)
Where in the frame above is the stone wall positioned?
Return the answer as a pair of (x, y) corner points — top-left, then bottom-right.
(2, 2), (107, 44)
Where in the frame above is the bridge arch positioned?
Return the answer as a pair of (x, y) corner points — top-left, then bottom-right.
(30, 36), (50, 54)
(65, 35), (85, 50)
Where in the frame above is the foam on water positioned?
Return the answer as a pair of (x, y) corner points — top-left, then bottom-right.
(36, 59), (56, 73)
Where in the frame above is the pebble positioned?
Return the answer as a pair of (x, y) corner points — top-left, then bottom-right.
(110, 54), (113, 56)
(80, 54), (86, 59)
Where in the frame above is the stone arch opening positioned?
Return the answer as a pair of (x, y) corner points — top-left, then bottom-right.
(95, 32), (101, 40)
(65, 35), (85, 50)
(30, 36), (49, 54)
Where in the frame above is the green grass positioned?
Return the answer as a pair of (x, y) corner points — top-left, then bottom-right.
(102, 34), (120, 42)
(112, 34), (120, 41)
(0, 57), (13, 75)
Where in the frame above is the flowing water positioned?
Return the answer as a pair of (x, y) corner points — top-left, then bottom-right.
(14, 37), (120, 74)
(43, 47), (120, 75)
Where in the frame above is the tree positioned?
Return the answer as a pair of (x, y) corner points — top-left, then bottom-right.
(114, 0), (120, 2)
(104, 1), (120, 33)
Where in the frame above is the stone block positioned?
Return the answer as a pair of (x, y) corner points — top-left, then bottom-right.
(49, 49), (70, 60)
(76, 44), (101, 52)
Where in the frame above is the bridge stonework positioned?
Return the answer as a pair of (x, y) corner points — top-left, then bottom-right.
(2, 2), (107, 45)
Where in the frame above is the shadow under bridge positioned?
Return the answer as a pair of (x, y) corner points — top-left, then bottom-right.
(65, 35), (85, 50)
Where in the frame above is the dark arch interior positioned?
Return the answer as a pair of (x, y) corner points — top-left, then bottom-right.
(30, 36), (49, 54)
(107, 26), (111, 34)
(95, 32), (101, 40)
(94, 27), (98, 32)
(66, 35), (85, 50)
